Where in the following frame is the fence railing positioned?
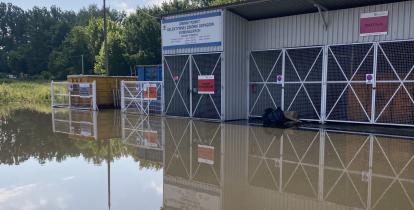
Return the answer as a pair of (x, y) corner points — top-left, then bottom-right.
(120, 81), (164, 115)
(51, 80), (97, 110)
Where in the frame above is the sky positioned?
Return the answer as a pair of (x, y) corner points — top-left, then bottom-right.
(5, 0), (168, 14)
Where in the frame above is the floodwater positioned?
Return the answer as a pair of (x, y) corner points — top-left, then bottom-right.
(0, 108), (414, 210)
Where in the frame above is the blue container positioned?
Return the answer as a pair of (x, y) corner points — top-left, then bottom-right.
(136, 65), (162, 81)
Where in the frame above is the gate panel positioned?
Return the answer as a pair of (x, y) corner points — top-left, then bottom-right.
(249, 50), (283, 117)
(164, 55), (191, 117)
(325, 43), (374, 123)
(285, 47), (323, 121)
(375, 41), (414, 125)
(191, 53), (222, 119)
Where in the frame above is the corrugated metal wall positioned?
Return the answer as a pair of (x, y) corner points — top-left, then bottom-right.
(247, 1), (414, 51)
(162, 9), (223, 55)
(223, 11), (248, 120)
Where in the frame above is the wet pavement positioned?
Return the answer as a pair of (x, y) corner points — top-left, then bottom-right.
(0, 108), (413, 210)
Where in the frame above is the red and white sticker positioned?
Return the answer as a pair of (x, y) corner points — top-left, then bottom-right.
(198, 145), (214, 165)
(143, 84), (157, 100)
(198, 75), (215, 94)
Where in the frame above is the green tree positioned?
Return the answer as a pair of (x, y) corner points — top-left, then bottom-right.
(94, 20), (128, 75)
(123, 10), (161, 67)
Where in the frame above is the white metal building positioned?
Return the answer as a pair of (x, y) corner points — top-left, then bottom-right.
(161, 0), (414, 126)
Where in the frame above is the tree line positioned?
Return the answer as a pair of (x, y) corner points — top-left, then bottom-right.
(0, 0), (234, 79)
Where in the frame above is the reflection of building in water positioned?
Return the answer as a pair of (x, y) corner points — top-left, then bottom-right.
(52, 108), (122, 140)
(247, 128), (414, 210)
(163, 119), (414, 210)
(164, 119), (223, 210)
(121, 113), (164, 165)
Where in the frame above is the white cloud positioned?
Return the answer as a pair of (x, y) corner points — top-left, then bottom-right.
(61, 176), (75, 181)
(150, 181), (163, 195)
(0, 184), (37, 203)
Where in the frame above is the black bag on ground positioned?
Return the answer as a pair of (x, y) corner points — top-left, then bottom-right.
(262, 107), (287, 127)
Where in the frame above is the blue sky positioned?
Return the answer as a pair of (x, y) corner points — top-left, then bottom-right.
(5, 0), (167, 14)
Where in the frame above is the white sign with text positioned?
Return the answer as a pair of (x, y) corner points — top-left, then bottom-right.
(162, 11), (222, 50)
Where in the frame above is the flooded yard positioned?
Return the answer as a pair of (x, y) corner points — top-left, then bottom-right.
(0, 108), (413, 210)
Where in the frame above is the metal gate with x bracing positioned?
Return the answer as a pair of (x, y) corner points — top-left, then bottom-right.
(375, 40), (414, 126)
(325, 43), (375, 123)
(164, 53), (222, 120)
(285, 47), (324, 121)
(249, 40), (414, 127)
(249, 47), (323, 122)
(249, 50), (283, 117)
(164, 55), (191, 117)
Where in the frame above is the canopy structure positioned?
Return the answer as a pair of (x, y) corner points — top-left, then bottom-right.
(164, 0), (407, 20)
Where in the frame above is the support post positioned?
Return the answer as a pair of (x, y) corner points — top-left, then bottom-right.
(120, 81), (125, 111)
(81, 54), (85, 75)
(51, 80), (54, 108)
(281, 49), (286, 110)
(371, 43), (378, 124)
(189, 55), (193, 117)
(321, 46), (328, 123)
(103, 0), (109, 76)
(92, 81), (97, 111)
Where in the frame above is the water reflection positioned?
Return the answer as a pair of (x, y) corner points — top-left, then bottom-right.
(0, 108), (163, 210)
(1, 107), (413, 209)
(163, 119), (414, 210)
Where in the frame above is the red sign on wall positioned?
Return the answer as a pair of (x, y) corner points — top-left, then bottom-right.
(198, 75), (215, 94)
(360, 11), (388, 36)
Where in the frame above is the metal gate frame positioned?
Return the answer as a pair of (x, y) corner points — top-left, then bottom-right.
(248, 39), (414, 127)
(249, 49), (283, 118)
(51, 80), (97, 111)
(248, 46), (324, 122)
(374, 40), (414, 126)
(191, 53), (222, 120)
(163, 54), (192, 117)
(163, 52), (223, 121)
(120, 81), (164, 115)
(284, 46), (324, 122)
(325, 42), (376, 124)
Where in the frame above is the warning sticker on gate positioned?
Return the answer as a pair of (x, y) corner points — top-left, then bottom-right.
(79, 83), (90, 98)
(198, 75), (215, 94)
(198, 145), (214, 165)
(144, 84), (157, 100)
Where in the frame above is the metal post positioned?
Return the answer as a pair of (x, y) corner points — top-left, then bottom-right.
(161, 58), (165, 116)
(189, 55), (193, 117)
(367, 135), (374, 209)
(68, 82), (71, 109)
(81, 54), (85, 75)
(321, 46), (328, 123)
(371, 43), (378, 124)
(92, 81), (97, 111)
(93, 110), (98, 140)
(121, 81), (125, 111)
(103, 0), (109, 76)
(281, 49), (286, 110)
(318, 130), (326, 200)
(51, 80), (54, 108)
(247, 51), (250, 118)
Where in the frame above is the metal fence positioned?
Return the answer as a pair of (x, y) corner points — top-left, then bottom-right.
(248, 127), (414, 209)
(248, 40), (414, 127)
(120, 81), (164, 115)
(51, 108), (98, 139)
(51, 81), (97, 110)
(163, 53), (222, 120)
